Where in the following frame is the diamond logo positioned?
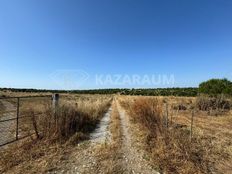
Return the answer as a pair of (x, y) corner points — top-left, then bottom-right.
(49, 69), (89, 90)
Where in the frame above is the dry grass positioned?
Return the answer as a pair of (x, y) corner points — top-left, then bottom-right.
(89, 99), (124, 174)
(196, 95), (231, 116)
(119, 96), (229, 174)
(0, 101), (5, 111)
(0, 101), (6, 117)
(0, 94), (112, 174)
(1, 94), (231, 173)
(173, 109), (232, 173)
(0, 90), (52, 98)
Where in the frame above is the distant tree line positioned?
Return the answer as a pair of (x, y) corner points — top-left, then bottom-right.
(0, 87), (198, 97)
(70, 88), (198, 96)
(1, 78), (231, 97)
(0, 88), (68, 94)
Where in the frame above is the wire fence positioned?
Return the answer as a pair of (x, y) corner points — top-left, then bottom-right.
(0, 95), (52, 147)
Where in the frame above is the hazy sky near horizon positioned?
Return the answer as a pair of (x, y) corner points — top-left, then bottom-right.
(0, 0), (232, 89)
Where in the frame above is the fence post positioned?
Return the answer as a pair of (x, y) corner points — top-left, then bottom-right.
(190, 110), (194, 141)
(16, 97), (20, 140)
(52, 94), (59, 133)
(52, 93), (59, 118)
(52, 94), (59, 113)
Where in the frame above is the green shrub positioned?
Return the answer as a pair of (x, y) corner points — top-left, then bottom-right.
(199, 78), (232, 96)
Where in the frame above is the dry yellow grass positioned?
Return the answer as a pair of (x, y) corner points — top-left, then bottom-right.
(119, 96), (232, 174)
(172, 108), (232, 173)
(1, 94), (231, 173)
(0, 90), (52, 98)
(0, 94), (112, 174)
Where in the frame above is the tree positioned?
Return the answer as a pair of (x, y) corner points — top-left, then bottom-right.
(199, 78), (232, 96)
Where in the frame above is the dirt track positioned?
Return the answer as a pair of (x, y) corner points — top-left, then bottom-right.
(51, 99), (158, 174)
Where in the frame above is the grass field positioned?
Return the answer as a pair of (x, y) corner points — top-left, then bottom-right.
(0, 93), (231, 174)
(119, 96), (232, 174)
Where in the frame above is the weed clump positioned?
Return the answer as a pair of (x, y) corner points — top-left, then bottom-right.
(196, 95), (231, 115)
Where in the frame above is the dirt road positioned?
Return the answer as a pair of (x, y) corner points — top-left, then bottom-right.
(52, 99), (158, 174)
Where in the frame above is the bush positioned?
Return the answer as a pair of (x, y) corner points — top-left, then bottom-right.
(196, 95), (231, 112)
(173, 104), (187, 110)
(199, 78), (232, 96)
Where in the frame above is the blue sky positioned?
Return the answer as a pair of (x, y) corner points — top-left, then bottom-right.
(0, 0), (232, 89)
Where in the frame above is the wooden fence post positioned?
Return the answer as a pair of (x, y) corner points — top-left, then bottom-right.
(52, 94), (59, 114)
(16, 97), (20, 140)
(52, 94), (59, 131)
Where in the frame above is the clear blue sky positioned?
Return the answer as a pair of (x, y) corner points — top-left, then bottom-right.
(0, 0), (232, 89)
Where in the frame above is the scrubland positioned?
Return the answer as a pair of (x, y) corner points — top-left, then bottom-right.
(0, 93), (231, 174)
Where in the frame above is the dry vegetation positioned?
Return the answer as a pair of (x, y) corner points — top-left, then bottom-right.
(0, 101), (5, 111)
(0, 90), (52, 98)
(1, 93), (232, 174)
(171, 99), (232, 173)
(0, 94), (112, 173)
(119, 96), (232, 174)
